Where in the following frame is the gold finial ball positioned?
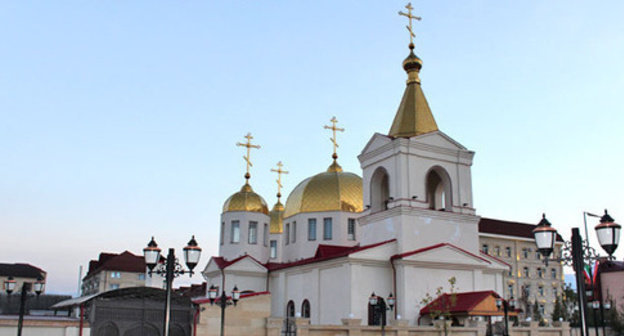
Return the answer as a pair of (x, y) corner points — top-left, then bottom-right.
(332, 153), (338, 160)
(402, 50), (422, 72)
(277, 192), (282, 198)
(245, 172), (251, 180)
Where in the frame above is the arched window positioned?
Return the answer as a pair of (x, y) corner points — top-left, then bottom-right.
(286, 300), (295, 318)
(301, 299), (311, 318)
(96, 322), (119, 336)
(370, 167), (390, 212)
(425, 166), (452, 211)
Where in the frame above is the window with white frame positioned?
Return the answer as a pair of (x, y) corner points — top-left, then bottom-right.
(506, 246), (512, 258)
(264, 223), (268, 246)
(348, 218), (356, 240)
(482, 244), (489, 254)
(270, 240), (277, 259)
(231, 220), (240, 243)
(248, 221), (258, 244)
(220, 222), (225, 245)
(111, 272), (121, 278)
(292, 221), (296, 243)
(308, 218), (317, 241)
(285, 223), (290, 245)
(323, 218), (332, 240)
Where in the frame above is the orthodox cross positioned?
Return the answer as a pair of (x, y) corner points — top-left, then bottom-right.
(398, 2), (421, 46)
(323, 116), (344, 159)
(270, 161), (289, 198)
(236, 133), (260, 179)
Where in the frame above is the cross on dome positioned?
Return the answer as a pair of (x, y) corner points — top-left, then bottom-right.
(323, 116), (344, 161)
(236, 132), (261, 181)
(398, 2), (421, 48)
(270, 161), (289, 199)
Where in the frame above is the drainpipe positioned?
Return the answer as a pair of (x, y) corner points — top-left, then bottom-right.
(391, 258), (397, 319)
(193, 305), (200, 336)
(79, 304), (84, 336)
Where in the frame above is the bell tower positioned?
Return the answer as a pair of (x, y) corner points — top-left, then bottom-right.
(357, 17), (479, 255)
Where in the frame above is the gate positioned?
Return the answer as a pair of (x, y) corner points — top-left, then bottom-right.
(281, 317), (296, 336)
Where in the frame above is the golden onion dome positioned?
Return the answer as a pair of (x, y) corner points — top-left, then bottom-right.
(222, 183), (269, 215)
(269, 201), (284, 233)
(283, 161), (363, 218)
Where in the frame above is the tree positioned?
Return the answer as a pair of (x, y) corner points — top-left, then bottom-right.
(420, 277), (457, 336)
(532, 301), (545, 326)
(551, 297), (565, 323)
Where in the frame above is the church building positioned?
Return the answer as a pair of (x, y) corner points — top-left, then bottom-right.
(201, 6), (562, 326)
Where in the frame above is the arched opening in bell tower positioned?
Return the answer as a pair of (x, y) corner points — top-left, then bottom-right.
(425, 166), (452, 212)
(370, 167), (390, 212)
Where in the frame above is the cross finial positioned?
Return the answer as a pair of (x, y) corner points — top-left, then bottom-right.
(398, 2), (421, 48)
(270, 161), (289, 200)
(236, 133), (261, 181)
(323, 116), (345, 160)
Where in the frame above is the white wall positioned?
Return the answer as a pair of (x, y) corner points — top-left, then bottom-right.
(220, 211), (271, 262)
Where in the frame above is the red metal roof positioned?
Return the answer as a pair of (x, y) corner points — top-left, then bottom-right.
(210, 254), (265, 270)
(84, 251), (145, 279)
(0, 263), (46, 279)
(390, 243), (491, 264)
(420, 290), (500, 315)
(479, 217), (563, 242)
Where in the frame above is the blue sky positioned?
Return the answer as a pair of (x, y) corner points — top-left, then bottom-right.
(1, 1), (623, 294)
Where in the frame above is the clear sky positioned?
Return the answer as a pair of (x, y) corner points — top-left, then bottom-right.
(1, 1), (623, 294)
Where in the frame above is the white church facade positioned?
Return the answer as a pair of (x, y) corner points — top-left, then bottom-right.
(201, 18), (563, 326)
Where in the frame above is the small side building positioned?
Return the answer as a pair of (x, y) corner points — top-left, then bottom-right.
(0, 263), (46, 295)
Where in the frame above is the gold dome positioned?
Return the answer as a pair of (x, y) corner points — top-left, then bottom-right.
(283, 161), (363, 218)
(223, 183), (269, 215)
(269, 201), (284, 233)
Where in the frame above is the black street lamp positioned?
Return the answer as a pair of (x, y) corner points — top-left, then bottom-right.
(207, 284), (240, 336)
(369, 292), (395, 336)
(496, 297), (516, 336)
(532, 211), (620, 336)
(143, 236), (202, 336)
(4, 276), (45, 336)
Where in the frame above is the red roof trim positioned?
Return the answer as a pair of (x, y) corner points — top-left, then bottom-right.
(391, 243), (491, 264)
(210, 254), (266, 270)
(193, 291), (270, 304)
(266, 239), (396, 271)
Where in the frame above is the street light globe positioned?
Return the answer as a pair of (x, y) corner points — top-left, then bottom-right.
(594, 210), (621, 257)
(143, 237), (162, 271)
(33, 277), (45, 295)
(4, 277), (16, 294)
(369, 292), (378, 306)
(183, 235), (202, 271)
(387, 293), (396, 308)
(232, 286), (241, 302)
(208, 284), (218, 300)
(532, 214), (557, 258)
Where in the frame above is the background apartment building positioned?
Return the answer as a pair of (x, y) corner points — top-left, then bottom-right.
(82, 251), (163, 295)
(479, 218), (565, 321)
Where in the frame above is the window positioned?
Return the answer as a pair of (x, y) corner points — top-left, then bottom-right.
(551, 268), (557, 279)
(482, 244), (489, 254)
(524, 285), (531, 297)
(494, 246), (501, 256)
(285, 223), (290, 245)
(538, 286), (544, 296)
(523, 267), (529, 278)
(248, 221), (258, 244)
(138, 273), (145, 280)
(308, 218), (317, 241)
(536, 251), (541, 260)
(553, 286), (558, 297)
(508, 285), (514, 297)
(301, 299), (311, 318)
(505, 246), (512, 258)
(508, 268), (513, 277)
(264, 224), (268, 246)
(286, 300), (295, 318)
(539, 304), (545, 315)
(323, 218), (332, 240)
(110, 284), (120, 290)
(270, 240), (277, 259)
(537, 267), (543, 278)
(522, 248), (529, 258)
(111, 272), (121, 279)
(231, 220), (240, 243)
(292, 221), (296, 243)
(220, 222), (225, 245)
(348, 218), (356, 240)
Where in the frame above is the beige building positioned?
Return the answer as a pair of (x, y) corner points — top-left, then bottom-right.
(0, 263), (46, 295)
(478, 218), (564, 321)
(81, 251), (159, 295)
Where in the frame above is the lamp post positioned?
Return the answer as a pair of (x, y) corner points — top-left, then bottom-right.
(143, 236), (201, 336)
(496, 297), (516, 336)
(4, 276), (45, 336)
(532, 211), (620, 336)
(207, 284), (240, 336)
(369, 292), (395, 336)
